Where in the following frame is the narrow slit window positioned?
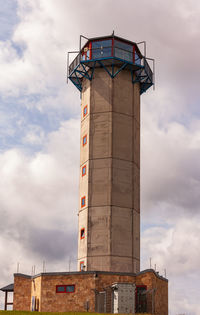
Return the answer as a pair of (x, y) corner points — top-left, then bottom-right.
(82, 165), (86, 176)
(83, 105), (88, 117)
(80, 261), (85, 271)
(83, 135), (87, 146)
(81, 196), (86, 208)
(135, 51), (141, 66)
(80, 228), (85, 239)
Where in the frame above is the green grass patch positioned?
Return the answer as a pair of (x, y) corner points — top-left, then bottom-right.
(0, 312), (92, 315)
(0, 312), (152, 315)
(0, 313), (89, 315)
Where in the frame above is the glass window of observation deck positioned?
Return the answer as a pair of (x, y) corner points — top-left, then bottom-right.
(135, 51), (141, 65)
(82, 46), (90, 61)
(114, 40), (133, 62)
(91, 40), (112, 59)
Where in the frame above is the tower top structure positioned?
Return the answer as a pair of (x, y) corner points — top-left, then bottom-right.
(68, 33), (154, 94)
(68, 33), (154, 273)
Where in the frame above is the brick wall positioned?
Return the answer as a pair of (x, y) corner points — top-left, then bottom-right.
(136, 270), (168, 315)
(13, 270), (168, 314)
(40, 273), (96, 312)
(95, 273), (136, 291)
(13, 275), (31, 311)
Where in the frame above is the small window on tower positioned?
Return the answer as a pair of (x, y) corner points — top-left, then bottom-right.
(82, 165), (86, 176)
(83, 135), (87, 146)
(81, 196), (86, 208)
(80, 228), (85, 239)
(83, 105), (88, 117)
(80, 261), (85, 271)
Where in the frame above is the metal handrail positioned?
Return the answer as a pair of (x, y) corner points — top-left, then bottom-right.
(143, 58), (153, 81)
(68, 47), (154, 89)
(69, 46), (143, 75)
(69, 52), (81, 74)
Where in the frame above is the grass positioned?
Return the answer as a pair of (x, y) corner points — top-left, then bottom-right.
(0, 312), (152, 315)
(1, 312), (93, 315)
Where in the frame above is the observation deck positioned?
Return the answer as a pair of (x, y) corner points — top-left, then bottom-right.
(67, 34), (154, 94)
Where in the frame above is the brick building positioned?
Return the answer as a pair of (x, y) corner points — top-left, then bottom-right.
(13, 270), (168, 314)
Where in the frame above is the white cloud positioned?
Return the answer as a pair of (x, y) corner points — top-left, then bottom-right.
(22, 124), (45, 145)
(141, 217), (200, 315)
(141, 108), (200, 220)
(0, 119), (79, 272)
(0, 118), (80, 311)
(140, 93), (200, 315)
(142, 217), (200, 275)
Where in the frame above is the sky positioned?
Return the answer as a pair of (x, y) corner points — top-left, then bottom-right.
(0, 0), (200, 314)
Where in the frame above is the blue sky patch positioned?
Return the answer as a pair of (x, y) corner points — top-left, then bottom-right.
(0, 94), (72, 154)
(0, 0), (19, 41)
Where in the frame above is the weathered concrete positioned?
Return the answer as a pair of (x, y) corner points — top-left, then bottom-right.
(78, 68), (140, 272)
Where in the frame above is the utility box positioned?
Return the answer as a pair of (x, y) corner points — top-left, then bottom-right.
(112, 283), (136, 314)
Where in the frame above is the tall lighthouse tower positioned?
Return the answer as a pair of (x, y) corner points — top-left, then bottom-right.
(11, 34), (167, 315)
(68, 34), (154, 273)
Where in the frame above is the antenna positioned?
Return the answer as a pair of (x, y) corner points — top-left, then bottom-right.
(43, 261), (46, 273)
(17, 262), (20, 273)
(149, 257), (152, 269)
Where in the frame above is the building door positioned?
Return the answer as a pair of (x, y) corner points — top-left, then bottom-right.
(96, 292), (106, 313)
(136, 286), (147, 313)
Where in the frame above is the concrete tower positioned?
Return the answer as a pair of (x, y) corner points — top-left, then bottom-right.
(68, 34), (154, 273)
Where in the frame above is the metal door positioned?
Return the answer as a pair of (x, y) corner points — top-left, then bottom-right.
(96, 292), (106, 313)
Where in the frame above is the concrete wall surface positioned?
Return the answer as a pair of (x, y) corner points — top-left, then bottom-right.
(78, 68), (141, 273)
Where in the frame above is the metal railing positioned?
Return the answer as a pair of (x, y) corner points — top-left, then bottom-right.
(69, 46), (143, 75)
(68, 46), (154, 89)
(143, 58), (153, 82)
(69, 52), (81, 75)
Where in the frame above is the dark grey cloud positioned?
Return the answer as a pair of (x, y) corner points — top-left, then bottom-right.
(0, 215), (77, 262)
(23, 227), (77, 261)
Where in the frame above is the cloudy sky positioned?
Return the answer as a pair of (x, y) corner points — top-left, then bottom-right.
(0, 0), (200, 314)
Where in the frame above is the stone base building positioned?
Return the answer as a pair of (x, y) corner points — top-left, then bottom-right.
(13, 269), (168, 314)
